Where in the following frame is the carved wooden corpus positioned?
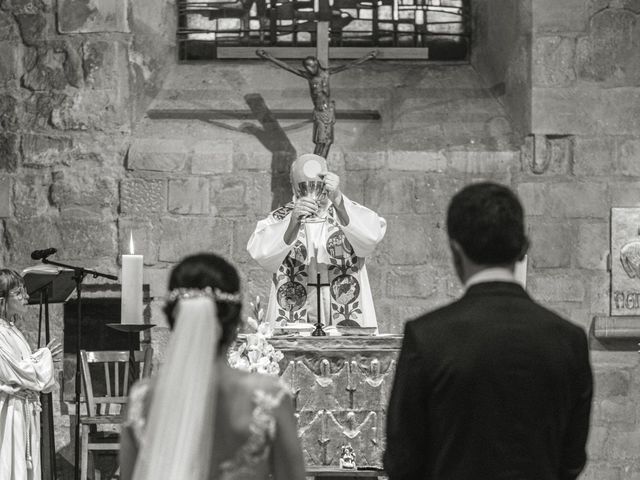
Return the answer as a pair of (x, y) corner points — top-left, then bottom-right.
(271, 336), (402, 467)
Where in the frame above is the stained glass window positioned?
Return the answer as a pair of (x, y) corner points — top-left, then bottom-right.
(177, 0), (469, 60)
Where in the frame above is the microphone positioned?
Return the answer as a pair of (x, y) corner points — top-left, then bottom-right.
(30, 248), (57, 260)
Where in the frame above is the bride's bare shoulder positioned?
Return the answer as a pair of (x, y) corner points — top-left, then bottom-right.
(229, 370), (290, 399)
(248, 371), (285, 391)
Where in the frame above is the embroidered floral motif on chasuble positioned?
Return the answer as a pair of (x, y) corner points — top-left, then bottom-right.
(248, 195), (385, 332)
(273, 205), (364, 327)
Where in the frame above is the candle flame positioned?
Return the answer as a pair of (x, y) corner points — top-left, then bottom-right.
(129, 232), (134, 255)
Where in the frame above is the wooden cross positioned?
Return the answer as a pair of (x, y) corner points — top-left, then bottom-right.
(315, 0), (332, 68)
(148, 0), (387, 124)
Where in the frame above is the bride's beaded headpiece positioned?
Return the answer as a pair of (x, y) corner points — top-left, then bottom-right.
(166, 286), (242, 304)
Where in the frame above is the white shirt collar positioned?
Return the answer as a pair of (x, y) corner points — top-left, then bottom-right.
(465, 267), (518, 290)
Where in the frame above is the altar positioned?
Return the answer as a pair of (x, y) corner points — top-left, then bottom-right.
(271, 335), (402, 468)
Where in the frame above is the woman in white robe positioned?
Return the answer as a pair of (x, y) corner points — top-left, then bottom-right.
(247, 156), (387, 332)
(0, 269), (61, 480)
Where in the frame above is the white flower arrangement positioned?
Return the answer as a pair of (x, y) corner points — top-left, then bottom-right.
(228, 296), (284, 375)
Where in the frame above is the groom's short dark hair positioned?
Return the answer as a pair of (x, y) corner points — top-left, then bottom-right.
(446, 182), (527, 265)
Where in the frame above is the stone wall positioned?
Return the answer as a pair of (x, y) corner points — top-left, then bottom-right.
(0, 0), (175, 473)
(0, 0), (175, 269)
(472, 0), (532, 135)
(524, 2), (640, 478)
(471, 1), (640, 475)
(0, 0), (639, 478)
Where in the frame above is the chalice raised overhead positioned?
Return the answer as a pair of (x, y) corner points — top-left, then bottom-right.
(292, 153), (328, 224)
(297, 180), (327, 223)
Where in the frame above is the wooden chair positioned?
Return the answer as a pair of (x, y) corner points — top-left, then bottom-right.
(79, 348), (153, 480)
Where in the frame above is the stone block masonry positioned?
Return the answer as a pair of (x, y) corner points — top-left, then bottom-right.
(0, 44), (21, 89)
(57, 0), (130, 33)
(0, 0), (176, 471)
(527, 2), (640, 474)
(0, 177), (12, 218)
(527, 220), (574, 269)
(0, 0), (638, 476)
(120, 178), (167, 216)
(168, 177), (210, 215)
(127, 138), (187, 172)
(532, 7), (640, 135)
(158, 217), (234, 263)
(0, 132), (19, 171)
(192, 140), (234, 174)
(21, 133), (74, 167)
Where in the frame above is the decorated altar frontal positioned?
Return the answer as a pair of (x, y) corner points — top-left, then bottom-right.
(270, 335), (402, 468)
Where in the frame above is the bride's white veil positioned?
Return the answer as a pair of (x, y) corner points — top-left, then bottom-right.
(132, 290), (221, 480)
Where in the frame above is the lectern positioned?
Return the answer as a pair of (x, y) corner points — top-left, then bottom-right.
(23, 266), (77, 480)
(24, 258), (118, 480)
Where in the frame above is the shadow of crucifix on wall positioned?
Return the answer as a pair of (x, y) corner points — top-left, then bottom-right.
(147, 94), (380, 210)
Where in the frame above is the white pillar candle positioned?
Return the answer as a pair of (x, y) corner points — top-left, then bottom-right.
(121, 233), (143, 324)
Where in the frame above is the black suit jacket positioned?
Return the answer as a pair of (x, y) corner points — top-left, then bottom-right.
(384, 282), (592, 480)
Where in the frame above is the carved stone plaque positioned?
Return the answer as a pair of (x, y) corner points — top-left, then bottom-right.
(611, 208), (640, 315)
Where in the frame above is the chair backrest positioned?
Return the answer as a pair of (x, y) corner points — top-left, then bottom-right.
(80, 348), (153, 417)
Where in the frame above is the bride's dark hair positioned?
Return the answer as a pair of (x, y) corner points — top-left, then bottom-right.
(163, 253), (242, 349)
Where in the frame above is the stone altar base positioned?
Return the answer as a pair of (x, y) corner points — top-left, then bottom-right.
(271, 335), (402, 468)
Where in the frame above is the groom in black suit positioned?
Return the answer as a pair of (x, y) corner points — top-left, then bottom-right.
(384, 182), (592, 480)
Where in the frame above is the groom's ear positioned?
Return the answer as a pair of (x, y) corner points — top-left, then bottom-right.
(449, 239), (467, 282)
(449, 239), (463, 257)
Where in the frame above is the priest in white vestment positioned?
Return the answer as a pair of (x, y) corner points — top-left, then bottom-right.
(0, 269), (59, 480)
(247, 154), (387, 333)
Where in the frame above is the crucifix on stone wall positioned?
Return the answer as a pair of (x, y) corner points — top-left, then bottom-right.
(256, 0), (377, 158)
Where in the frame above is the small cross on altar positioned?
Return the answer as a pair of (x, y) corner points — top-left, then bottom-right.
(307, 271), (331, 336)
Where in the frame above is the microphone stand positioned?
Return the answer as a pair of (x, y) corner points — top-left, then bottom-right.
(39, 257), (117, 480)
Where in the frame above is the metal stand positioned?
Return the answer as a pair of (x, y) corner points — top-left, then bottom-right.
(24, 267), (77, 480)
(38, 289), (56, 480)
(38, 258), (117, 480)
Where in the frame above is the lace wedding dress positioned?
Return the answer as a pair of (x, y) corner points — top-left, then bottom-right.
(125, 378), (290, 480)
